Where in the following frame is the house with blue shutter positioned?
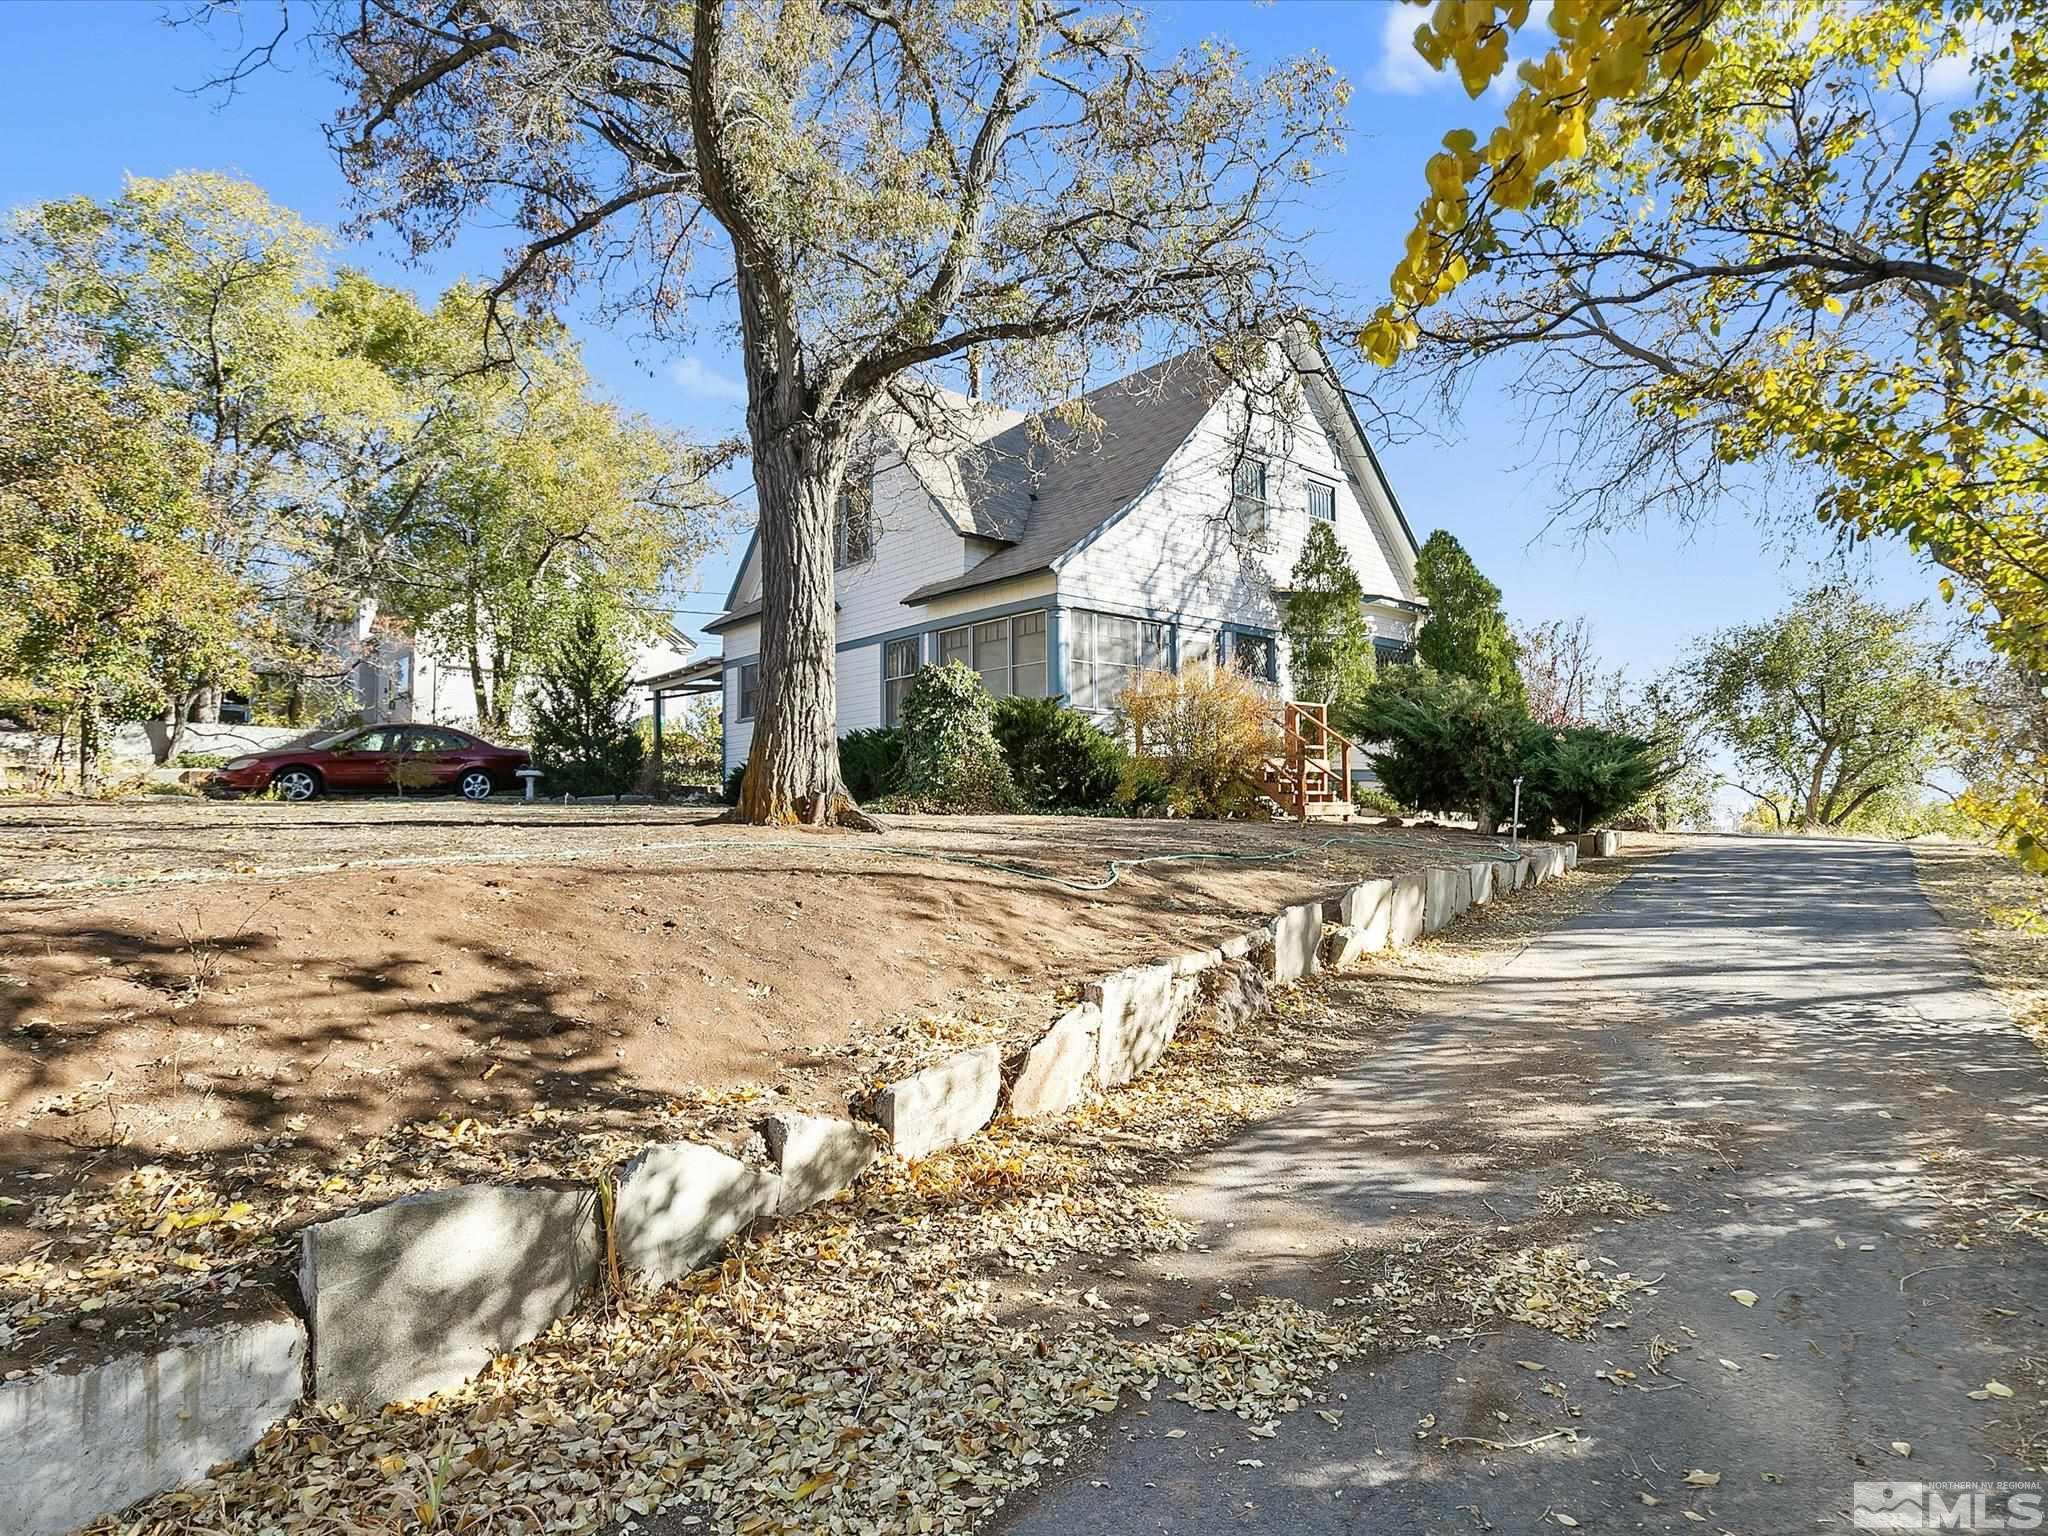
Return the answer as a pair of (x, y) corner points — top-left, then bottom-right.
(702, 337), (1426, 779)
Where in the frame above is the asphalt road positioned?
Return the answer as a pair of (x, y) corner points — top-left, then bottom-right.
(992, 837), (2048, 1536)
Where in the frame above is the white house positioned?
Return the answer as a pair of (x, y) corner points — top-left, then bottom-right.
(349, 609), (695, 733)
(703, 339), (1425, 778)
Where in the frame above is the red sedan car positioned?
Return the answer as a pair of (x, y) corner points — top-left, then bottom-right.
(209, 725), (531, 802)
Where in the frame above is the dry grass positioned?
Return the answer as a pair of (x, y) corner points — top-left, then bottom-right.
(1911, 841), (2048, 1062)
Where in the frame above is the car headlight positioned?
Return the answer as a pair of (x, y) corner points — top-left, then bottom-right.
(222, 756), (258, 771)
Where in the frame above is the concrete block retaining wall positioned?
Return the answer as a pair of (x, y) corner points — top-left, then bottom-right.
(24, 834), (1585, 1533)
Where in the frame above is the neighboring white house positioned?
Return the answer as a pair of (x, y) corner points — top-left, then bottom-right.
(703, 338), (1426, 778)
(349, 608), (695, 732)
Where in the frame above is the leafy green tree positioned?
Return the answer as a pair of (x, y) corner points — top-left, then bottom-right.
(0, 343), (243, 790)
(4, 173), (402, 749)
(356, 286), (722, 735)
(1684, 586), (1960, 830)
(527, 597), (646, 796)
(1281, 521), (1377, 723)
(253, 0), (1347, 826)
(1413, 531), (1525, 706)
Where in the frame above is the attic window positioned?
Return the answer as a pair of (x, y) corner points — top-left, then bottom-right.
(1307, 480), (1336, 523)
(835, 460), (876, 568)
(1231, 457), (1268, 536)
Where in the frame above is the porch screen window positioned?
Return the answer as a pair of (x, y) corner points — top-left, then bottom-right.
(1223, 630), (1277, 683)
(1307, 480), (1336, 522)
(883, 637), (918, 725)
(1069, 610), (1166, 710)
(936, 612), (1047, 699)
(1232, 457), (1269, 535)
(737, 662), (760, 722)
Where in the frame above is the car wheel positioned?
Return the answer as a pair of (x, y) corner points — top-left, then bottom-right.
(271, 766), (321, 802)
(459, 770), (494, 801)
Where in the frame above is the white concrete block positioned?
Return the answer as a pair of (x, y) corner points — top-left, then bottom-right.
(875, 1046), (1002, 1158)
(613, 1143), (781, 1286)
(1468, 860), (1496, 907)
(1009, 1004), (1101, 1118)
(758, 1114), (876, 1214)
(1087, 963), (1193, 1087)
(1269, 900), (1324, 984)
(301, 1183), (597, 1406)
(0, 1295), (305, 1536)
(1422, 867), (1462, 933)
(1389, 872), (1427, 946)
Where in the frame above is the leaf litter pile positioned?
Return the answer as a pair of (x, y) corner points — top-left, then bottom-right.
(75, 974), (1649, 1536)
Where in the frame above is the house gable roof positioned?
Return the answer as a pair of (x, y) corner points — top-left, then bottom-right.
(901, 351), (1224, 604)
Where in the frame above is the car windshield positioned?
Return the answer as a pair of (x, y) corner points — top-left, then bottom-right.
(302, 730), (361, 750)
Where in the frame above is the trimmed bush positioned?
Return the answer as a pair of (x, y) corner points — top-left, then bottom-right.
(1356, 665), (1529, 830)
(1112, 665), (1278, 819)
(723, 760), (746, 806)
(895, 662), (1017, 812)
(991, 695), (1125, 811)
(838, 726), (904, 802)
(1519, 723), (1668, 834)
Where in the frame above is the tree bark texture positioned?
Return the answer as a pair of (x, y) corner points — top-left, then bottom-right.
(735, 415), (865, 826)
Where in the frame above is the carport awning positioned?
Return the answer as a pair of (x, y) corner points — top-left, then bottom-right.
(642, 657), (724, 695)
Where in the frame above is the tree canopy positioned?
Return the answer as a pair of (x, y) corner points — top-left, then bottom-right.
(1683, 585), (1961, 829)
(1, 171), (722, 771)
(1412, 530), (1525, 706)
(1366, 0), (2048, 857)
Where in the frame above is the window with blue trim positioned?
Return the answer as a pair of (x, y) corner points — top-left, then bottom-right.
(883, 637), (918, 725)
(1069, 610), (1166, 709)
(936, 612), (1046, 699)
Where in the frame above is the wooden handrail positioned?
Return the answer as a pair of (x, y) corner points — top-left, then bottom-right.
(1268, 700), (1361, 822)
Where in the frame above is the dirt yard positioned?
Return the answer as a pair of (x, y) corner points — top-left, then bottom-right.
(0, 797), (1520, 1355)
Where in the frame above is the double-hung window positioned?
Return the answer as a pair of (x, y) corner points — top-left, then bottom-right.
(736, 662), (760, 722)
(1068, 610), (1167, 710)
(1232, 456), (1269, 537)
(1307, 479), (1336, 523)
(882, 637), (919, 725)
(934, 612), (1047, 700)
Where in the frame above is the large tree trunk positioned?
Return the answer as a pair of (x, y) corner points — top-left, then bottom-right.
(735, 415), (869, 827)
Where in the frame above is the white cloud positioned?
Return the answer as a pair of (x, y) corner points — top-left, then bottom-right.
(669, 356), (748, 406)
(1370, 0), (1553, 100)
(1923, 19), (2006, 101)
(1369, 1), (1443, 95)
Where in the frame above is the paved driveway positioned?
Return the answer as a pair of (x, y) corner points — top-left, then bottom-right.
(994, 838), (2048, 1535)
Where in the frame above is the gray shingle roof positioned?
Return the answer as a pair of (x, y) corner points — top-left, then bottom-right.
(901, 351), (1223, 605)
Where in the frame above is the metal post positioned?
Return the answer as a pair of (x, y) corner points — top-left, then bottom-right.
(651, 686), (664, 800)
(1510, 776), (1524, 851)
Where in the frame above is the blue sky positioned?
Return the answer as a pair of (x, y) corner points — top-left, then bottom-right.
(0, 0), (1942, 683)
